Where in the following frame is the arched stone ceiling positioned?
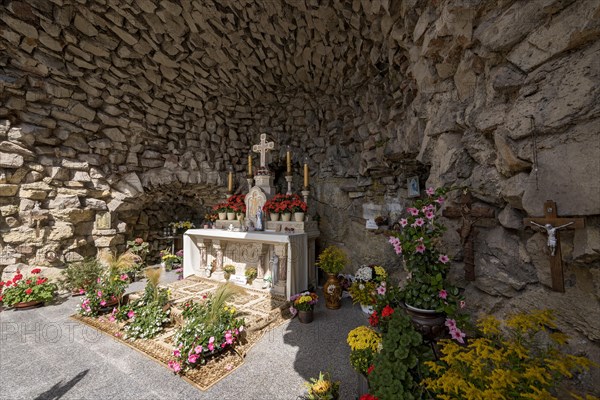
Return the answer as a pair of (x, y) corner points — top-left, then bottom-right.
(1, 0), (407, 127)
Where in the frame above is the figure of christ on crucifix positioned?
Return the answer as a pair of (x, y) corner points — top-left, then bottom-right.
(252, 133), (275, 170)
(442, 190), (495, 281)
(529, 221), (574, 256)
(524, 200), (584, 293)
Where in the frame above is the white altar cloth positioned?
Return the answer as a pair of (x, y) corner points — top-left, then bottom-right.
(183, 229), (308, 298)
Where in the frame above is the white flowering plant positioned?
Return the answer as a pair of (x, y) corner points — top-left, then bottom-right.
(348, 265), (387, 306)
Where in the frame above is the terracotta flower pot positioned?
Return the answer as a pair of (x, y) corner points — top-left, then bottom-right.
(13, 300), (44, 309)
(323, 273), (342, 310)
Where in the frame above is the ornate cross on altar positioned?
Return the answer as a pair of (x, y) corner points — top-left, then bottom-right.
(252, 133), (274, 169)
(523, 200), (584, 293)
(442, 191), (495, 281)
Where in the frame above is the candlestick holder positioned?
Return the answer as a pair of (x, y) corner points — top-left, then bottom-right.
(302, 188), (310, 208)
(246, 176), (254, 190)
(226, 192), (233, 199)
(285, 175), (293, 195)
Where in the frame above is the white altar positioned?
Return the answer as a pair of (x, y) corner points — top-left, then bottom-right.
(182, 133), (319, 298)
(183, 229), (317, 298)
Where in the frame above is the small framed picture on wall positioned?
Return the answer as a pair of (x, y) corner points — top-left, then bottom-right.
(407, 176), (420, 198)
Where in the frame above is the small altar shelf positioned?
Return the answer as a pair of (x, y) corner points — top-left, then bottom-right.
(213, 219), (318, 233)
(183, 226), (319, 298)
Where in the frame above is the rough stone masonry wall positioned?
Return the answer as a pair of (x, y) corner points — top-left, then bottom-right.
(0, 0), (599, 368)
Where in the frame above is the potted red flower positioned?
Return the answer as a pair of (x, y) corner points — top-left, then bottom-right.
(0, 268), (57, 309)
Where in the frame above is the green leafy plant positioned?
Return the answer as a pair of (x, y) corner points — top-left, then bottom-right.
(168, 283), (245, 373)
(304, 371), (340, 400)
(368, 309), (428, 400)
(0, 268), (57, 306)
(316, 246), (348, 275)
(244, 267), (257, 284)
(423, 309), (598, 400)
(59, 258), (103, 294)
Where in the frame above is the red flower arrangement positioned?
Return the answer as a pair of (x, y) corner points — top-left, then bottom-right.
(263, 194), (307, 214)
(0, 268), (57, 306)
(212, 194), (246, 214)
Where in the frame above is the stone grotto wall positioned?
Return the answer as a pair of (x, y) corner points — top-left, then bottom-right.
(1, 0), (599, 362)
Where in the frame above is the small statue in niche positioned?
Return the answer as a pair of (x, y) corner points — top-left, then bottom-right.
(269, 254), (279, 281)
(262, 271), (272, 289)
(255, 208), (264, 231)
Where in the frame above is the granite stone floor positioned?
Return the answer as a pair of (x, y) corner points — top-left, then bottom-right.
(0, 271), (367, 400)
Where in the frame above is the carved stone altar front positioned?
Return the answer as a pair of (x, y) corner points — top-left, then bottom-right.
(183, 229), (314, 298)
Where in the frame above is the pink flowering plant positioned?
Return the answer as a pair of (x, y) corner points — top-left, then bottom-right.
(78, 271), (129, 316)
(388, 187), (468, 341)
(169, 284), (245, 373)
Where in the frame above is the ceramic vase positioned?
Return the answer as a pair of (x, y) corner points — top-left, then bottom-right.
(226, 212), (236, 220)
(404, 303), (447, 341)
(293, 212), (305, 222)
(270, 213), (280, 221)
(323, 273), (342, 309)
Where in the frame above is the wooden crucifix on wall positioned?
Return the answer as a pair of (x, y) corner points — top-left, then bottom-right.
(523, 200), (584, 293)
(442, 190), (495, 281)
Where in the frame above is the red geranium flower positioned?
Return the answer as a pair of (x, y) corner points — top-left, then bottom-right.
(360, 394), (378, 400)
(369, 310), (379, 327)
(31, 268), (42, 274)
(25, 288), (33, 295)
(381, 305), (394, 318)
